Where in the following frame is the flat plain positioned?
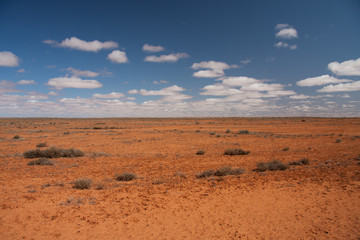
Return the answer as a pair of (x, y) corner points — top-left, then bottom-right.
(0, 118), (359, 239)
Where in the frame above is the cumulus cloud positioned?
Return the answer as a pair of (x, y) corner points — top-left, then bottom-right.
(317, 81), (360, 92)
(48, 91), (58, 96)
(145, 53), (188, 63)
(142, 44), (165, 52)
(93, 92), (125, 98)
(220, 76), (262, 87)
(296, 75), (353, 87)
(47, 77), (103, 89)
(128, 85), (191, 103)
(0, 80), (18, 94)
(107, 50), (129, 63)
(193, 69), (224, 78)
(153, 80), (168, 85)
(328, 58), (360, 76)
(0, 51), (20, 67)
(276, 27), (298, 39)
(289, 94), (310, 100)
(43, 37), (118, 52)
(191, 61), (237, 78)
(17, 80), (35, 85)
(65, 67), (99, 77)
(275, 42), (297, 50)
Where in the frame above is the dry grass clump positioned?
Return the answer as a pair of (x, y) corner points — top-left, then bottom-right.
(238, 130), (249, 134)
(27, 158), (54, 166)
(36, 142), (47, 148)
(115, 172), (137, 181)
(73, 178), (92, 190)
(196, 150), (205, 155)
(224, 148), (250, 156)
(256, 160), (288, 172)
(289, 158), (309, 166)
(196, 166), (245, 178)
(23, 146), (84, 159)
(13, 135), (21, 139)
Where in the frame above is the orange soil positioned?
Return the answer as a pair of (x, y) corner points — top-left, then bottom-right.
(0, 118), (359, 239)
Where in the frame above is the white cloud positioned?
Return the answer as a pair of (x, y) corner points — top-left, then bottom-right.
(93, 92), (125, 98)
(142, 44), (165, 52)
(191, 61), (234, 70)
(153, 80), (168, 85)
(296, 75), (353, 87)
(241, 83), (285, 92)
(241, 59), (251, 64)
(317, 81), (360, 92)
(0, 51), (20, 67)
(144, 53), (189, 63)
(0, 80), (18, 93)
(276, 27), (298, 39)
(47, 77), (103, 89)
(107, 50), (129, 63)
(129, 85), (191, 103)
(275, 23), (290, 30)
(17, 80), (35, 85)
(328, 58), (360, 76)
(193, 69), (224, 78)
(48, 91), (58, 96)
(275, 41), (297, 50)
(220, 76), (261, 87)
(17, 68), (25, 73)
(290, 94), (310, 99)
(65, 67), (99, 77)
(191, 61), (237, 78)
(43, 37), (118, 52)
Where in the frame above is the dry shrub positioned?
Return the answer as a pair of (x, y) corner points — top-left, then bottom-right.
(73, 178), (92, 190)
(27, 158), (54, 166)
(256, 160), (288, 172)
(116, 172), (137, 181)
(224, 148), (250, 156)
(23, 146), (84, 159)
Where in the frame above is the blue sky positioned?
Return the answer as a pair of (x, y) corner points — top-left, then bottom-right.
(1, 0), (360, 117)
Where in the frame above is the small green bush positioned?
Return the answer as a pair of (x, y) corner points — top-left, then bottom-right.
(27, 158), (54, 166)
(256, 160), (288, 172)
(116, 172), (137, 181)
(73, 178), (92, 190)
(224, 148), (250, 156)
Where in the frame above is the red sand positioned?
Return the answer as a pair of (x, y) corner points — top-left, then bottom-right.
(0, 118), (359, 239)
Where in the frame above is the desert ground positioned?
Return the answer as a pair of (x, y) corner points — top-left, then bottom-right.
(0, 117), (359, 239)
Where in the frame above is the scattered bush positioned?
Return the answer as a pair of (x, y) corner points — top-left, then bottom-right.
(73, 178), (92, 190)
(224, 148), (250, 156)
(13, 135), (21, 139)
(214, 166), (245, 176)
(225, 129), (231, 133)
(27, 158), (54, 166)
(196, 166), (245, 178)
(238, 130), (249, 134)
(196, 150), (205, 155)
(195, 170), (215, 179)
(336, 138), (342, 143)
(256, 160), (288, 172)
(282, 147), (290, 151)
(36, 142), (47, 148)
(289, 158), (309, 166)
(209, 132), (216, 136)
(116, 172), (137, 181)
(23, 146), (84, 159)
(174, 172), (187, 178)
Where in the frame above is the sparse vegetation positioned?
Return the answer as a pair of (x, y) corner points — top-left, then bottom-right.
(196, 166), (245, 178)
(238, 130), (249, 134)
(116, 172), (137, 181)
(27, 158), (54, 166)
(225, 129), (231, 133)
(289, 158), (309, 166)
(13, 135), (21, 139)
(282, 147), (290, 151)
(36, 142), (47, 148)
(209, 132), (215, 136)
(23, 146), (84, 159)
(256, 160), (288, 172)
(336, 138), (342, 143)
(73, 178), (92, 190)
(224, 148), (250, 156)
(196, 150), (205, 155)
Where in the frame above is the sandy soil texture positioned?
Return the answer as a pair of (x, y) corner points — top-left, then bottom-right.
(0, 118), (359, 239)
